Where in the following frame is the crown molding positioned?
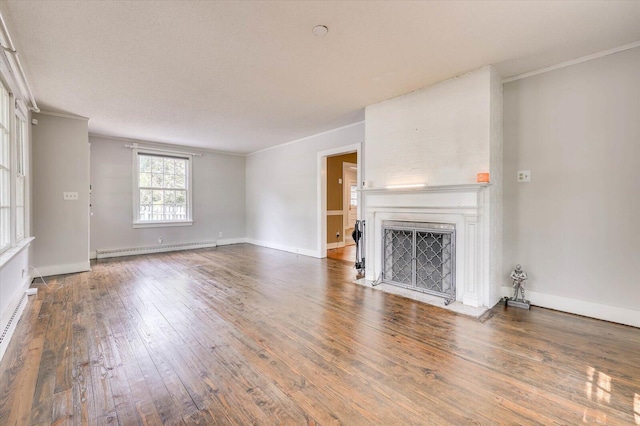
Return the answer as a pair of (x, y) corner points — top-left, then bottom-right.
(503, 40), (640, 83)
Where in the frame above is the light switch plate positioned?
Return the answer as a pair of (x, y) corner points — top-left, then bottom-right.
(63, 192), (79, 200)
(517, 170), (531, 183)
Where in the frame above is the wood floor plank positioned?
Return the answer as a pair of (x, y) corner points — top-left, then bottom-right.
(1, 244), (639, 425)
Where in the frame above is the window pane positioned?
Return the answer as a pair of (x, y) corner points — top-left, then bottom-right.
(151, 173), (163, 188)
(0, 133), (8, 168)
(139, 172), (151, 187)
(140, 189), (152, 204)
(164, 174), (175, 188)
(175, 160), (185, 175)
(165, 190), (175, 205)
(16, 206), (24, 239)
(140, 156), (152, 173)
(175, 190), (186, 204)
(175, 204), (186, 219)
(152, 190), (164, 205)
(0, 168), (9, 206)
(0, 207), (9, 248)
(164, 158), (175, 175)
(151, 157), (163, 174)
(140, 205), (152, 221)
(175, 174), (185, 189)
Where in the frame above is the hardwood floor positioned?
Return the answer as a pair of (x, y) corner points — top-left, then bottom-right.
(1, 244), (638, 425)
(326, 245), (356, 263)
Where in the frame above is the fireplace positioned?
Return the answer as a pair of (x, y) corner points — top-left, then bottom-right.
(361, 184), (499, 310)
(382, 221), (456, 304)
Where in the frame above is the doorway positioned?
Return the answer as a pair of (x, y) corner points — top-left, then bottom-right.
(316, 143), (361, 259)
(323, 151), (358, 260)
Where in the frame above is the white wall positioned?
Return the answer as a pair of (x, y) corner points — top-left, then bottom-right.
(89, 136), (245, 253)
(245, 122), (364, 257)
(503, 47), (640, 325)
(0, 243), (31, 360)
(31, 112), (90, 276)
(364, 66), (494, 188)
(363, 66), (503, 308)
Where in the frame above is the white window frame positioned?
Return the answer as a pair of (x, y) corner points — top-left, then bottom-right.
(0, 81), (11, 253)
(14, 107), (27, 242)
(132, 147), (193, 228)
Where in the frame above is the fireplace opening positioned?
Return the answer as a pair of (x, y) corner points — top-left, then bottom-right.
(382, 221), (456, 304)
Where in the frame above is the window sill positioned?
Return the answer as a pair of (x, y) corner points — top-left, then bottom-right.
(132, 221), (193, 229)
(0, 236), (35, 270)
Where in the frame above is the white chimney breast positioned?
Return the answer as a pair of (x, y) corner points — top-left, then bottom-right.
(362, 65), (503, 309)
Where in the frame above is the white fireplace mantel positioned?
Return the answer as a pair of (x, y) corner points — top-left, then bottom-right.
(362, 183), (497, 309)
(359, 183), (490, 194)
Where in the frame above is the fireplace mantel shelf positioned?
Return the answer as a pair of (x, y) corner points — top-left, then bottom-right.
(358, 183), (490, 194)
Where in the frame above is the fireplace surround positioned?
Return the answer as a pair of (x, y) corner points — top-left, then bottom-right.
(362, 184), (499, 310)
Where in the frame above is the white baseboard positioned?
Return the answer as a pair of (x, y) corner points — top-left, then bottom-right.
(93, 238), (247, 260)
(33, 262), (91, 278)
(0, 274), (32, 362)
(96, 241), (218, 259)
(217, 238), (248, 246)
(501, 286), (639, 328)
(245, 238), (321, 258)
(326, 241), (346, 250)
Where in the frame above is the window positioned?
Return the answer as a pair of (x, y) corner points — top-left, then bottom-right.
(15, 117), (26, 241)
(0, 84), (10, 251)
(133, 150), (192, 227)
(350, 184), (358, 207)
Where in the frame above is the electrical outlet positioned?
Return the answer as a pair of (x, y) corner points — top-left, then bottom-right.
(158, 236), (163, 244)
(336, 231), (340, 238)
(218, 232), (223, 238)
(517, 170), (531, 183)
(63, 192), (79, 200)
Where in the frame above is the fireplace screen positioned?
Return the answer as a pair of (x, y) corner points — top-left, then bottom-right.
(382, 221), (455, 302)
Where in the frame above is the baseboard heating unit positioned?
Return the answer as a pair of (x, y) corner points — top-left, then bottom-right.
(96, 241), (218, 259)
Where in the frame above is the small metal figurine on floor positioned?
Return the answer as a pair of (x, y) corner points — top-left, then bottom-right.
(507, 264), (531, 309)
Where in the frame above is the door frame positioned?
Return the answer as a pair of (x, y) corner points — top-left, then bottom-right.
(316, 143), (361, 258)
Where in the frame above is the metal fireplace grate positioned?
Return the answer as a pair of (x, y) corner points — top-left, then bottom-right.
(382, 221), (455, 303)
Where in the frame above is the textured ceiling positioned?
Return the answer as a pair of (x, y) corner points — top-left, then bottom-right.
(2, 1), (640, 154)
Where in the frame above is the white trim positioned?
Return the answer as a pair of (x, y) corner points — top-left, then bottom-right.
(35, 110), (89, 121)
(246, 238), (321, 258)
(96, 241), (218, 259)
(125, 142), (202, 158)
(216, 238), (248, 246)
(359, 183), (490, 193)
(249, 121), (365, 156)
(0, 13), (38, 111)
(500, 286), (640, 328)
(89, 133), (246, 157)
(503, 40), (640, 83)
(132, 221), (193, 229)
(0, 236), (33, 269)
(93, 238), (246, 260)
(317, 143), (362, 260)
(132, 148), (193, 225)
(33, 261), (91, 277)
(0, 276), (30, 362)
(326, 210), (343, 216)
